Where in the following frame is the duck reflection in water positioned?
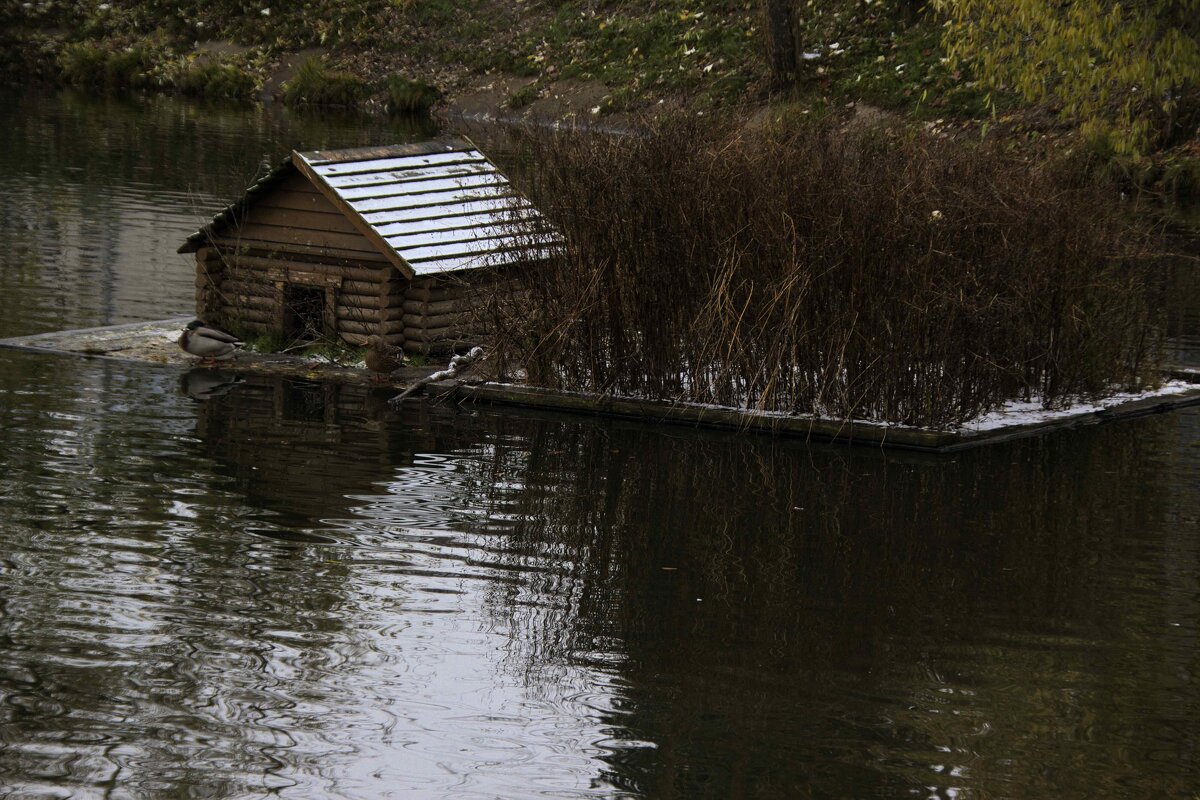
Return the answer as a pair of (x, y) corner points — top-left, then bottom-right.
(181, 368), (245, 401)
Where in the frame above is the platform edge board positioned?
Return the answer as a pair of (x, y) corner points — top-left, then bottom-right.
(3, 322), (1198, 452)
(432, 380), (1200, 453)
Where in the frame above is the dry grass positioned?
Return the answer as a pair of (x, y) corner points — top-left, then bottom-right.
(485, 117), (1168, 428)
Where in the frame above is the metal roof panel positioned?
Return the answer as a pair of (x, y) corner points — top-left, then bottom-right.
(409, 246), (558, 276)
(336, 173), (510, 201)
(346, 184), (520, 214)
(359, 197), (532, 226)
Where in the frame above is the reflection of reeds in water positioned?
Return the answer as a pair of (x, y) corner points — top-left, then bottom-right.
(487, 119), (1168, 428)
(473, 416), (1193, 798)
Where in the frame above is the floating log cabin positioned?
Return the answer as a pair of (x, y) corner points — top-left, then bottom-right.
(179, 138), (560, 355)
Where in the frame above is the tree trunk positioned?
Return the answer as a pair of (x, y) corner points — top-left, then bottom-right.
(764, 0), (797, 86)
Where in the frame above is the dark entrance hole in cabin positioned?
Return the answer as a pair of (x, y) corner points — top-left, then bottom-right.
(284, 285), (327, 342)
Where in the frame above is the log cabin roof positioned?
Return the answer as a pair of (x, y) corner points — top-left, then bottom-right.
(179, 137), (562, 278)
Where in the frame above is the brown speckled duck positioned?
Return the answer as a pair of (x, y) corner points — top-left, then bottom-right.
(364, 338), (406, 381)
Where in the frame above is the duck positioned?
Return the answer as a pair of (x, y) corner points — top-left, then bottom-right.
(178, 320), (243, 362)
(364, 337), (407, 382)
(181, 368), (244, 400)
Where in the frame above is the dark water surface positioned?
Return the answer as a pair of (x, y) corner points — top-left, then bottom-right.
(1, 92), (1199, 799)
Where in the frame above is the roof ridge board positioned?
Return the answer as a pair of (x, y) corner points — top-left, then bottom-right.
(298, 138), (473, 166)
(336, 175), (511, 202)
(322, 161), (496, 189)
(310, 149), (485, 177)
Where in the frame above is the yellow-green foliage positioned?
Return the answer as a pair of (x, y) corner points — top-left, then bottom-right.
(937, 0), (1200, 155)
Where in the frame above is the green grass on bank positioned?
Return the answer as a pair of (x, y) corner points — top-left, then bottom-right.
(7, 0), (968, 113)
(503, 1), (763, 110)
(792, 4), (1004, 120)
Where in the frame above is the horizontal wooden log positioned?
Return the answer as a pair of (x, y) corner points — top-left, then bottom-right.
(251, 188), (331, 211)
(409, 273), (467, 290)
(337, 319), (406, 336)
(196, 246), (223, 264)
(337, 306), (381, 324)
(195, 266), (223, 282)
(402, 310), (479, 329)
(402, 279), (523, 303)
(343, 279), (386, 295)
(339, 332), (371, 347)
(402, 283), (473, 302)
(242, 206), (361, 235)
(209, 237), (391, 265)
(403, 289), (527, 314)
(337, 304), (405, 322)
(218, 279), (279, 296)
(402, 325), (487, 343)
(401, 297), (463, 315)
(340, 332), (406, 347)
(226, 254), (389, 282)
(214, 318), (273, 335)
(221, 293), (278, 310)
(266, 267), (342, 289)
(336, 293), (385, 311)
(232, 222), (377, 255)
(220, 305), (275, 324)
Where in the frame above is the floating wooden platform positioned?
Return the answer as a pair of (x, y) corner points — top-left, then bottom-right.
(0, 318), (436, 388)
(2, 318), (1198, 452)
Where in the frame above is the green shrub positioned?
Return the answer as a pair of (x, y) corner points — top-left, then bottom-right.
(282, 57), (366, 108)
(246, 332), (286, 354)
(59, 42), (154, 89)
(59, 42), (109, 87)
(384, 74), (439, 114)
(507, 82), (539, 110)
(177, 61), (256, 100)
(103, 46), (153, 88)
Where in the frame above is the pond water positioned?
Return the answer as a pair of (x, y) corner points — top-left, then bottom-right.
(0, 91), (1198, 799)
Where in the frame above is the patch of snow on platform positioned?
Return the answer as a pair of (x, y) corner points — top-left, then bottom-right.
(957, 381), (1197, 432)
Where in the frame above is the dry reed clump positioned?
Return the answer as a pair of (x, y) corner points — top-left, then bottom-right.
(485, 118), (1167, 429)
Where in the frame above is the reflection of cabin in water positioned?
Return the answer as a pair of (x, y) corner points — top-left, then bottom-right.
(194, 374), (438, 522)
(179, 138), (560, 355)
